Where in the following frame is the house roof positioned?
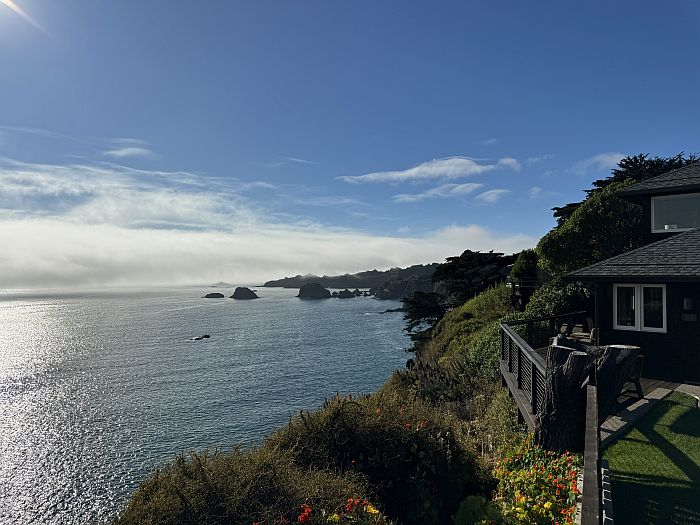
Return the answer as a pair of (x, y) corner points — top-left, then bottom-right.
(566, 228), (700, 281)
(617, 162), (700, 198)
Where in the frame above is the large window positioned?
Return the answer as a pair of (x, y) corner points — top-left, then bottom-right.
(652, 193), (700, 233)
(613, 284), (666, 332)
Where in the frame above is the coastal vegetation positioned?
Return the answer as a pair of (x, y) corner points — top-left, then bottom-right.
(118, 153), (697, 524)
(263, 264), (439, 300)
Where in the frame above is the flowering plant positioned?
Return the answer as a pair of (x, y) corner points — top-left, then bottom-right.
(492, 434), (580, 525)
(250, 499), (392, 525)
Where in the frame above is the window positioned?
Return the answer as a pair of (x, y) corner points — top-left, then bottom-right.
(651, 193), (700, 233)
(613, 284), (666, 332)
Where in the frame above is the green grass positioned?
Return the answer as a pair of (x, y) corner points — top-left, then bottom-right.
(604, 391), (700, 525)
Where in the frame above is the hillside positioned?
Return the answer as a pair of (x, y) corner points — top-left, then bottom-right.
(262, 263), (440, 291)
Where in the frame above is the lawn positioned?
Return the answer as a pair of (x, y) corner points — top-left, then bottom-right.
(604, 391), (700, 525)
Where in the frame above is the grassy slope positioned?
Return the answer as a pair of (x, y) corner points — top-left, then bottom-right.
(604, 391), (700, 525)
(418, 284), (516, 370)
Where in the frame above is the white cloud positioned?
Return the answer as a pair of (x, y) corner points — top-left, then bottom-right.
(481, 138), (499, 146)
(525, 154), (555, 165)
(0, 157), (255, 230)
(0, 157), (536, 288)
(282, 156), (315, 165)
(392, 182), (483, 203)
(570, 152), (624, 176)
(474, 189), (510, 204)
(496, 157), (521, 171)
(338, 156), (520, 184)
(0, 219), (536, 288)
(102, 147), (155, 159)
(528, 186), (543, 199)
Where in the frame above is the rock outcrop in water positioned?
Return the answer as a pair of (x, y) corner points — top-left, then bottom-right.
(231, 287), (259, 300)
(203, 292), (225, 298)
(337, 289), (355, 299)
(297, 283), (331, 299)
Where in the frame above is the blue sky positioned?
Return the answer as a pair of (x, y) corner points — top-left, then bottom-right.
(1, 1), (699, 287)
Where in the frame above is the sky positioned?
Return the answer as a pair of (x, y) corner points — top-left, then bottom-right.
(0, 1), (699, 288)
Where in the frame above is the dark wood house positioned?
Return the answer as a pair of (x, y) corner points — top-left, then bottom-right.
(567, 163), (700, 382)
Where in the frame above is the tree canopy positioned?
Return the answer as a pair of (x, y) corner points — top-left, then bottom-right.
(540, 153), (699, 276)
(552, 153), (698, 226)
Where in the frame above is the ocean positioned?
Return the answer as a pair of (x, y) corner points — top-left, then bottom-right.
(0, 286), (408, 524)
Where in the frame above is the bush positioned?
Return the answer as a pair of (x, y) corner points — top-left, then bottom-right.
(510, 250), (539, 282)
(536, 182), (643, 277)
(524, 278), (593, 318)
(418, 284), (512, 364)
(267, 393), (491, 525)
(114, 447), (380, 525)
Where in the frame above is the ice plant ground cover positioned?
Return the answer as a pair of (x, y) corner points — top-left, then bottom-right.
(604, 391), (700, 525)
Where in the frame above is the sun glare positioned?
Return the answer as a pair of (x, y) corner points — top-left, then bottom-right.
(1, 0), (46, 33)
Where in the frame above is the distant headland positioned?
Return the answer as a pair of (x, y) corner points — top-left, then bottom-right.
(262, 263), (439, 300)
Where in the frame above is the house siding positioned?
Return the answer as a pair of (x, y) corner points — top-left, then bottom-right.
(598, 282), (700, 382)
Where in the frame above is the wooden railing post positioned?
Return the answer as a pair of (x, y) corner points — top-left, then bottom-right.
(582, 365), (601, 525)
(531, 362), (538, 414)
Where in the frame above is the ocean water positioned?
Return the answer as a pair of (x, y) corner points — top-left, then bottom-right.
(0, 286), (408, 524)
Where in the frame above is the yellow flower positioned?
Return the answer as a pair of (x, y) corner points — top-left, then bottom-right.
(544, 501), (553, 510)
(365, 503), (380, 514)
(327, 513), (341, 522)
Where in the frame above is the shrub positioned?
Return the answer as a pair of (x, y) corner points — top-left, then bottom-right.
(536, 182), (643, 277)
(524, 278), (593, 318)
(492, 435), (581, 525)
(465, 386), (521, 457)
(510, 250), (539, 282)
(114, 447), (378, 525)
(267, 393), (491, 525)
(418, 284), (512, 364)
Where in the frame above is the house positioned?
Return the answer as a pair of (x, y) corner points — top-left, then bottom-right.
(567, 163), (700, 382)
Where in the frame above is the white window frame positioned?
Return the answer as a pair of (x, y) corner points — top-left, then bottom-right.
(651, 193), (700, 234)
(613, 283), (666, 333)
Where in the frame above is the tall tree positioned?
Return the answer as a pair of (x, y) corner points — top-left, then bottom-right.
(431, 249), (517, 308)
(551, 153), (698, 226)
(540, 153), (699, 275)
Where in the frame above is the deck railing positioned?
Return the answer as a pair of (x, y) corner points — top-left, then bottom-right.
(582, 373), (602, 525)
(501, 315), (605, 524)
(499, 322), (547, 429)
(505, 310), (589, 350)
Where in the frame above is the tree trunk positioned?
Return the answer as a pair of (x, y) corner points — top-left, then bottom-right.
(595, 345), (640, 423)
(534, 345), (592, 452)
(534, 342), (640, 452)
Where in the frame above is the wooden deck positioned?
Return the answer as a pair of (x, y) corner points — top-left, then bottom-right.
(533, 346), (678, 416)
(615, 377), (679, 413)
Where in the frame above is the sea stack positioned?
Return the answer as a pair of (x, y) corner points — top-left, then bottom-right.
(231, 287), (259, 300)
(203, 292), (225, 298)
(297, 282), (331, 299)
(337, 289), (355, 299)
